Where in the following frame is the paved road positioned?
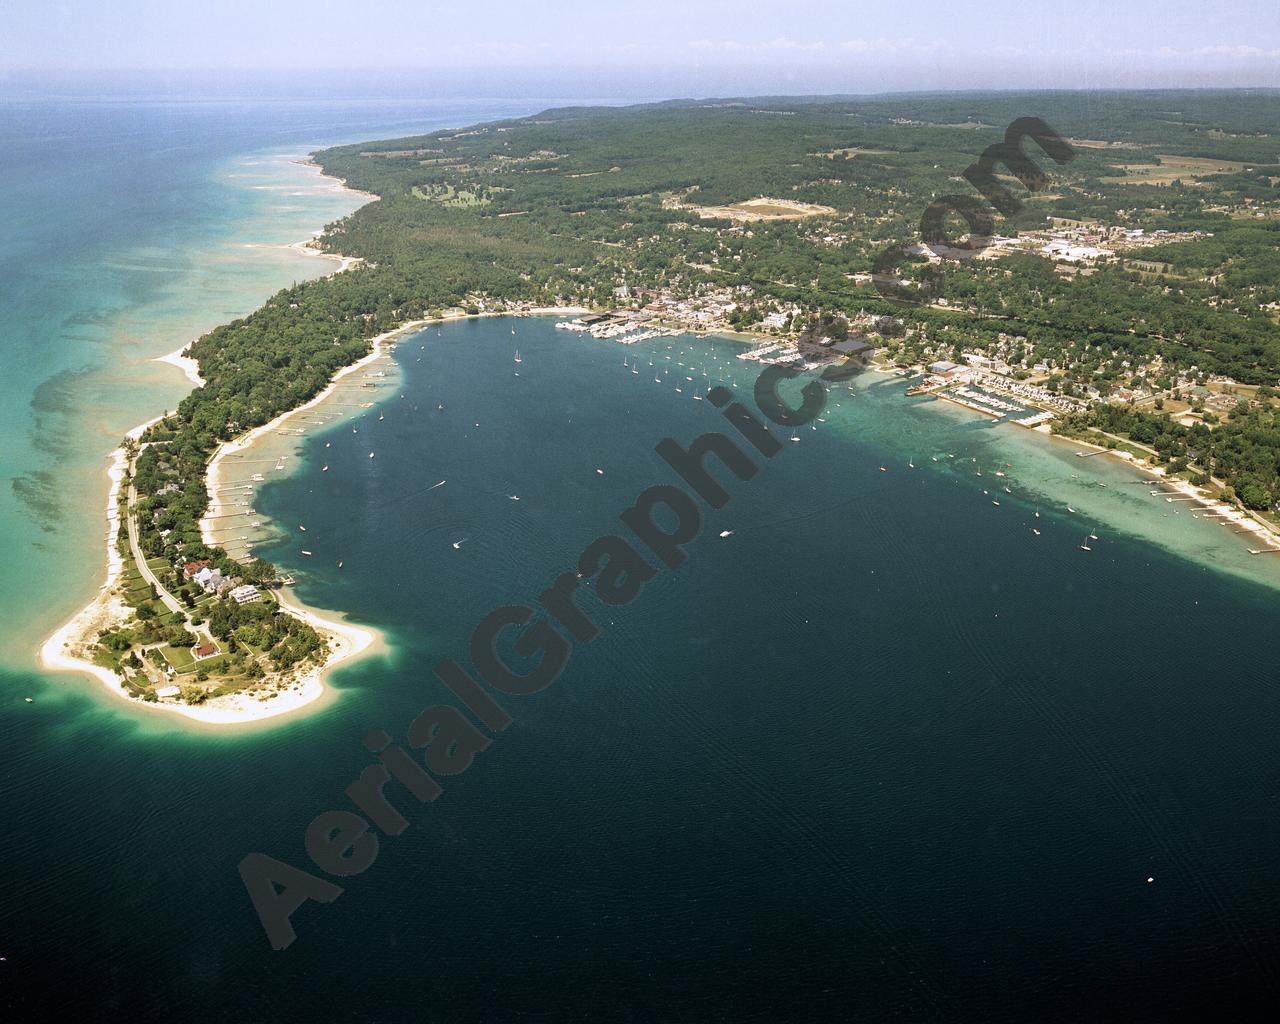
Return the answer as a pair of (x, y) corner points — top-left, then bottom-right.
(125, 472), (184, 616)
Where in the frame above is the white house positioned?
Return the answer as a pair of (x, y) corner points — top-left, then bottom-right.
(230, 584), (262, 605)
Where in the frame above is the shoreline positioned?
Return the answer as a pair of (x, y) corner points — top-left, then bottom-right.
(39, 155), (389, 727)
(902, 363), (1280, 559)
(1039, 426), (1280, 553)
(154, 344), (205, 387)
(202, 303), (592, 545)
(45, 297), (592, 726)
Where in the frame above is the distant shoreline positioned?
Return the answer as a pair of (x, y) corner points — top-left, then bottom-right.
(1036, 425), (1280, 553)
(37, 157), (389, 726)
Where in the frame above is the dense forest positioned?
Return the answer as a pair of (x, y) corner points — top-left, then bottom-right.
(131, 91), (1280, 579)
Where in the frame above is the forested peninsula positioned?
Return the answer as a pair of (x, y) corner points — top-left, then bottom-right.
(59, 92), (1280, 712)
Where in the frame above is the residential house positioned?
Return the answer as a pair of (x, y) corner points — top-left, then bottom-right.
(229, 584), (262, 605)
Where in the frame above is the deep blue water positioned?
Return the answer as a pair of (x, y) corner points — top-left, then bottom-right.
(3, 106), (1280, 1023)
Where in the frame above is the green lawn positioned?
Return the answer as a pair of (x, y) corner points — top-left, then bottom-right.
(160, 644), (196, 671)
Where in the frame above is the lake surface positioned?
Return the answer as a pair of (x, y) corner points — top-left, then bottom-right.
(2, 100), (1279, 1022)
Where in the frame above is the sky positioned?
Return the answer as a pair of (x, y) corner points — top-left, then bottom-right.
(1, 0), (1278, 96)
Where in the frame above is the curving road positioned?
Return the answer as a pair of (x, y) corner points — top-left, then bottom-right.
(125, 460), (184, 616)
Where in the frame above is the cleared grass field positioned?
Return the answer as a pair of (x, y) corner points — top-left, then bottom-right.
(161, 645), (195, 671)
(814, 146), (894, 159)
(693, 196), (836, 221)
(1102, 154), (1246, 185)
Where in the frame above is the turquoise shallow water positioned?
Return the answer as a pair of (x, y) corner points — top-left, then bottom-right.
(0, 96), (539, 658)
(3, 103), (1280, 1021)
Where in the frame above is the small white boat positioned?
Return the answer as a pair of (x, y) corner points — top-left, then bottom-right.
(1032, 528), (1041, 536)
(299, 525), (306, 532)
(322, 466), (329, 472)
(369, 452), (375, 459)
(452, 538), (467, 549)
(596, 468), (604, 475)
(301, 550), (313, 556)
(719, 530), (734, 538)
(508, 494), (520, 501)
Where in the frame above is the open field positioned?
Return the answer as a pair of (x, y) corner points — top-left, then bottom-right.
(814, 146), (894, 159)
(161, 644), (195, 671)
(693, 196), (836, 221)
(1102, 154), (1247, 185)
(411, 183), (490, 207)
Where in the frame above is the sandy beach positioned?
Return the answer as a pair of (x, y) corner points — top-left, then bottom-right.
(38, 156), (394, 726)
(155, 344), (205, 387)
(1036, 424), (1280, 552)
(42, 137), (597, 727)
(50, 286), (589, 726)
(201, 303), (591, 547)
(34, 373), (383, 725)
(38, 416), (158, 704)
(200, 315), (427, 546)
